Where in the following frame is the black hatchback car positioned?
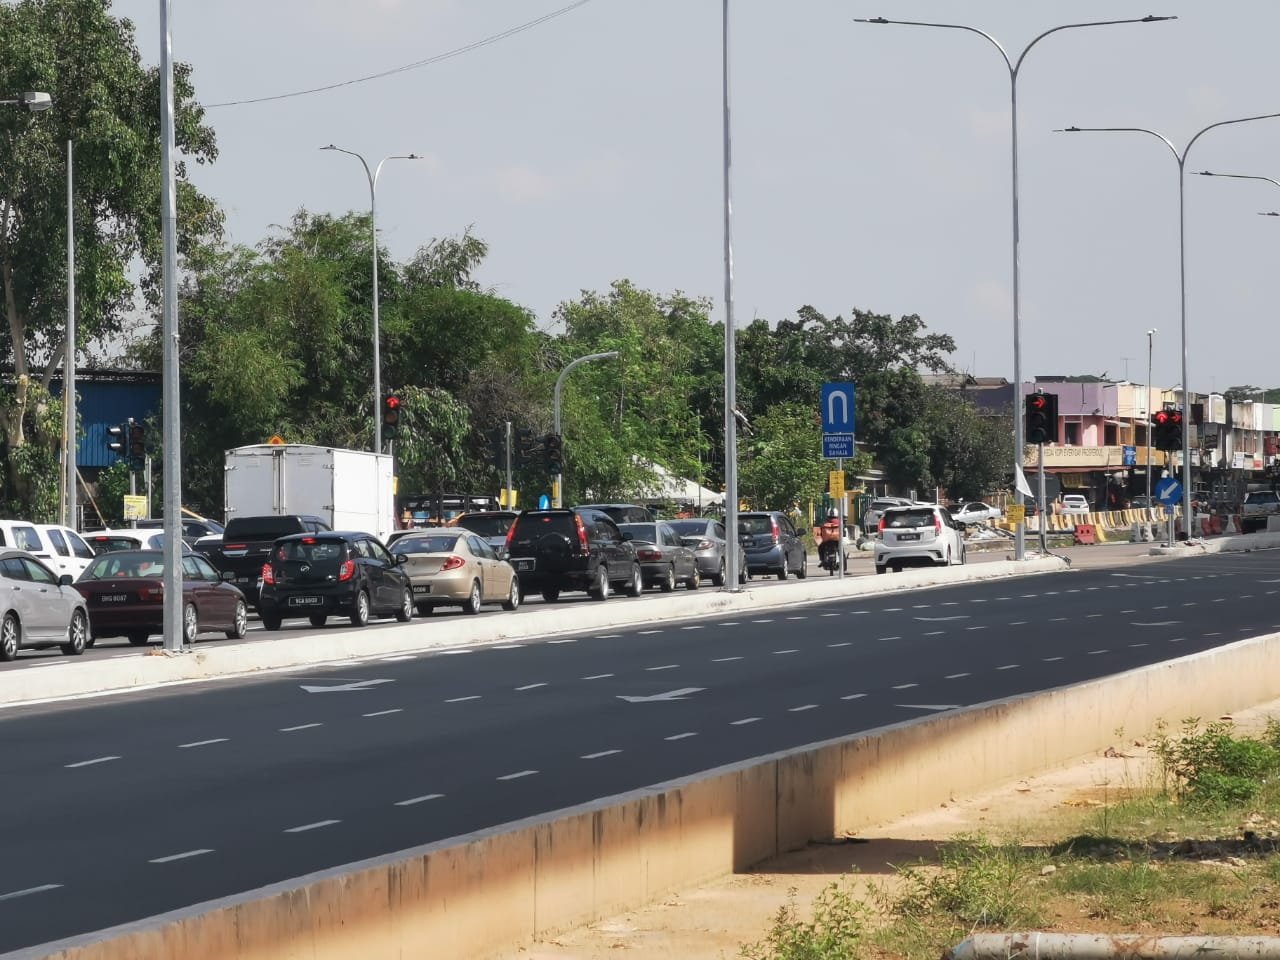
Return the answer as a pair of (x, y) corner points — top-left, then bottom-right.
(505, 507), (643, 602)
(257, 532), (414, 630)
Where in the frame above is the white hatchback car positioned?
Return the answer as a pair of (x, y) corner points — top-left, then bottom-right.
(875, 504), (966, 574)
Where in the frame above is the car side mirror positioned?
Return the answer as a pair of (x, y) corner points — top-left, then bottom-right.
(621, 532), (634, 541)
(395, 553), (409, 565)
(58, 574), (73, 587)
(738, 523), (748, 535)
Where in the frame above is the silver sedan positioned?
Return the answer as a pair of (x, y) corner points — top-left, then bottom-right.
(665, 518), (749, 586)
(0, 549), (90, 660)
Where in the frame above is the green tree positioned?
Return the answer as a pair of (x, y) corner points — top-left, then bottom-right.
(923, 387), (1012, 501)
(739, 402), (870, 512)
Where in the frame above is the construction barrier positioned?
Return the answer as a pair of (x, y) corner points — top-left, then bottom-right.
(1073, 523), (1097, 545)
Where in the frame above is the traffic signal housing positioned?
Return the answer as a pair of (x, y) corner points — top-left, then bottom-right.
(514, 428), (537, 469)
(1152, 408), (1184, 452)
(381, 393), (401, 442)
(544, 433), (563, 475)
(128, 421), (146, 471)
(106, 420), (128, 460)
(1024, 391), (1057, 445)
(485, 426), (505, 468)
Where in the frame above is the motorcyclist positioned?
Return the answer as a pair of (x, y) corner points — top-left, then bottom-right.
(817, 508), (844, 573)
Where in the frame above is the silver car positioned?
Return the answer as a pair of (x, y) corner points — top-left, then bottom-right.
(0, 549), (90, 660)
(666, 518), (749, 585)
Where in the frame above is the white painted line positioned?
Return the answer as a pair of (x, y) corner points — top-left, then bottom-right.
(730, 717), (762, 725)
(772, 649), (799, 655)
(441, 649), (472, 655)
(363, 709), (403, 717)
(711, 656), (744, 662)
(582, 673), (614, 680)
(1129, 643), (1149, 648)
(1087, 614), (1103, 619)
(681, 625), (705, 630)
(581, 749), (622, 759)
(966, 626), (987, 632)
(65, 756), (120, 769)
(1020, 594), (1037, 598)
(751, 619), (774, 623)
(717, 622), (741, 626)
(827, 642), (852, 648)
(665, 732), (698, 740)
(381, 654), (417, 662)
(1065, 589), (1080, 594)
(497, 769), (538, 781)
(548, 638), (578, 644)
(279, 723), (323, 732)
(941, 601), (959, 606)
(493, 644), (523, 650)
(178, 739), (228, 749)
(594, 635), (622, 640)
(395, 794), (444, 806)
(1121, 609), (1136, 614)
(851, 610), (869, 615)
(646, 664), (679, 671)
(945, 672), (970, 679)
(1087, 650), (1109, 656)
(970, 599), (988, 603)
(996, 664), (1020, 671)
(841, 693), (866, 700)
(923, 631), (944, 636)
(789, 704), (818, 712)
(445, 695), (481, 703)
(1153, 605), (1168, 610)
(786, 616), (807, 621)
(515, 683), (547, 691)
(284, 820), (341, 833)
(0, 884), (62, 902)
(1043, 656), (1064, 662)
(821, 613), (841, 618)
(892, 683), (918, 690)
(149, 849), (214, 864)
(1009, 621), (1028, 626)
(29, 660), (68, 668)
(883, 607), (903, 612)
(876, 636), (901, 642)
(1241, 595), (1254, 599)
(912, 604), (931, 609)
(639, 630), (663, 635)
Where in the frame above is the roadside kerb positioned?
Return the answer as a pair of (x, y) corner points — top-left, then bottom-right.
(0, 558), (1064, 709)
(1150, 532), (1280, 557)
(21, 626), (1280, 960)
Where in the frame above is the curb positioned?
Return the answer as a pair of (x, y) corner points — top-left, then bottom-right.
(1148, 532), (1280, 557)
(1, 558), (1067, 710)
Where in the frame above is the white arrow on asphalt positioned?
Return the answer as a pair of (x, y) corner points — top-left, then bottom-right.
(299, 679), (396, 693)
(617, 687), (705, 703)
(896, 704), (961, 712)
(913, 615), (970, 622)
(1130, 621), (1181, 627)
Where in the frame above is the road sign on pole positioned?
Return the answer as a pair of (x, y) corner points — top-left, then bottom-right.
(821, 382), (855, 434)
(822, 434), (854, 459)
(1155, 476), (1182, 506)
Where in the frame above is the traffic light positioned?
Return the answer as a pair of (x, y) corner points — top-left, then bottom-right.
(486, 426), (505, 468)
(128, 421), (146, 471)
(514, 427), (537, 469)
(106, 420), (128, 460)
(1152, 408), (1184, 452)
(1025, 392), (1056, 445)
(381, 393), (401, 442)
(544, 433), (563, 475)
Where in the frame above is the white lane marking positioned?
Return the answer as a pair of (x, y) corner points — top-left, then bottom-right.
(445, 695), (481, 703)
(1050, 617), (1068, 622)
(1129, 642), (1149, 648)
(731, 717), (762, 725)
(299, 678), (396, 693)
(665, 732), (698, 740)
(718, 622), (740, 627)
(892, 683), (917, 690)
(1044, 591), (1059, 596)
(1153, 605), (1168, 610)
(898, 703), (960, 711)
(395, 794), (444, 806)
(515, 683), (547, 691)
(1020, 594), (1037, 598)
(639, 630), (663, 635)
(1121, 609), (1137, 614)
(682, 625), (705, 631)
(773, 649), (799, 655)
(945, 672), (970, 679)
(851, 610), (869, 615)
(970, 599), (988, 603)
(877, 636), (901, 642)
(497, 770), (539, 781)
(841, 693), (866, 700)
(966, 626), (988, 632)
(582, 673), (614, 680)
(285, 820), (341, 833)
(29, 660), (68, 668)
(548, 638), (578, 644)
(827, 641), (852, 647)
(646, 664), (679, 671)
(883, 607), (903, 612)
(381, 654), (417, 662)
(178, 738), (228, 749)
(279, 723), (323, 732)
(1241, 595), (1254, 599)
(1009, 621), (1028, 626)
(789, 704), (818, 712)
(912, 604), (931, 609)
(941, 601), (959, 606)
(1043, 656), (1064, 662)
(1132, 621), (1180, 627)
(581, 749), (622, 759)
(923, 631), (944, 636)
(821, 613), (841, 618)
(618, 687), (704, 703)
(149, 849), (214, 864)
(65, 756), (120, 768)
(594, 635), (621, 640)
(996, 664), (1020, 671)
(441, 649), (472, 655)
(1066, 589), (1080, 594)
(1213, 598), (1226, 603)
(1086, 614), (1103, 619)
(712, 656), (744, 662)
(493, 644), (523, 650)
(1085, 587), (1099, 591)
(786, 616), (807, 621)
(363, 709), (403, 717)
(0, 884), (62, 902)
(1087, 650), (1109, 656)
(914, 615), (969, 622)
(752, 619), (774, 623)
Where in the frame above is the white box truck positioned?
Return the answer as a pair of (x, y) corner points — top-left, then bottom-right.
(223, 444), (395, 542)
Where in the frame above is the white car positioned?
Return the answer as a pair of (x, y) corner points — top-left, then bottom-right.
(0, 548), (90, 660)
(0, 520), (97, 581)
(950, 502), (1003, 528)
(874, 504), (966, 574)
(1060, 495), (1091, 516)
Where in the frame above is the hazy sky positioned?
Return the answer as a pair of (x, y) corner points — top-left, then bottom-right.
(115, 1), (1280, 393)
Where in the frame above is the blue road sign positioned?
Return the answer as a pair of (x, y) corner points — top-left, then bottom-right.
(1155, 477), (1181, 506)
(1123, 445), (1137, 466)
(538, 494), (550, 509)
(821, 382), (856, 434)
(823, 433), (855, 459)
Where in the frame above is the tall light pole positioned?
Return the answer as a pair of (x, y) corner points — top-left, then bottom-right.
(853, 15), (1173, 561)
(320, 145), (422, 453)
(1058, 112), (1280, 533)
(1146, 327), (1156, 502)
(65, 140), (76, 530)
(552, 351), (618, 508)
(722, 0), (741, 592)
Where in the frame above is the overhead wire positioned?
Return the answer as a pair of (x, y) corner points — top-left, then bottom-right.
(205, 0), (596, 109)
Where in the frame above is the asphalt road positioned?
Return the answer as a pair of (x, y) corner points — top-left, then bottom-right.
(3, 549), (1274, 953)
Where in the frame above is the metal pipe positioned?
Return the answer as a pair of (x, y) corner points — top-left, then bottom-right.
(64, 139), (76, 529)
(945, 932), (1280, 959)
(1146, 327), (1156, 502)
(722, 0), (740, 591)
(552, 351), (618, 508)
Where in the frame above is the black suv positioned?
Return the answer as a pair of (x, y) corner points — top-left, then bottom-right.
(505, 507), (643, 602)
(257, 531), (413, 630)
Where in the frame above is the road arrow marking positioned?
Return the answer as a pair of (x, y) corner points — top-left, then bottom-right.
(299, 678), (395, 693)
(896, 704), (960, 712)
(618, 687), (705, 703)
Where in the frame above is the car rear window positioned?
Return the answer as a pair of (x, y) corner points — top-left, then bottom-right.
(87, 535), (142, 554)
(1246, 491), (1279, 505)
(83, 551), (164, 579)
(739, 515), (774, 534)
(668, 520), (708, 537)
(884, 509), (937, 529)
(275, 538), (349, 563)
(225, 517), (305, 540)
(509, 512), (577, 547)
(620, 523), (657, 542)
(455, 515), (514, 538)
(396, 535), (460, 554)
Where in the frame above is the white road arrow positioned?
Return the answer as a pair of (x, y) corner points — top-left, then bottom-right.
(299, 679), (396, 693)
(617, 687), (705, 703)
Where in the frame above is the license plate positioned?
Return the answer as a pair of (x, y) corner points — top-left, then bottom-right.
(98, 594), (128, 603)
(236, 576), (253, 583)
(897, 533), (920, 542)
(287, 596), (323, 607)
(413, 584), (431, 594)
(513, 558), (534, 571)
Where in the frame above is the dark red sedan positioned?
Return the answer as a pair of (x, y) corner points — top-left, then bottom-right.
(75, 550), (248, 647)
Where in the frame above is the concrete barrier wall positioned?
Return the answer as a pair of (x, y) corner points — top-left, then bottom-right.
(31, 631), (1280, 960)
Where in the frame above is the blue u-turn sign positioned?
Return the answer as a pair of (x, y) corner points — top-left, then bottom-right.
(821, 382), (855, 434)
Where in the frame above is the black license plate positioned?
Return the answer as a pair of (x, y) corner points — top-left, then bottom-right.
(98, 594), (128, 604)
(897, 533), (920, 542)
(513, 558), (534, 572)
(287, 596), (323, 607)
(413, 584), (431, 594)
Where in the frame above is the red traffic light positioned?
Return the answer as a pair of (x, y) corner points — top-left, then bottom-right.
(384, 395), (400, 410)
(1153, 410), (1169, 425)
(1029, 395), (1047, 410)
(1169, 410), (1182, 425)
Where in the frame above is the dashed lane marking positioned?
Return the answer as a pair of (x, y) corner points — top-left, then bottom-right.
(996, 664), (1020, 671)
(280, 723), (322, 733)
(1087, 650), (1109, 656)
(445, 695), (481, 703)
(582, 673), (614, 680)
(1129, 643), (1148, 648)
(923, 631), (944, 636)
(789, 704), (819, 712)
(285, 820), (341, 833)
(395, 794), (444, 806)
(497, 770), (539, 781)
(883, 607), (903, 612)
(876, 636), (901, 642)
(515, 683), (547, 691)
(178, 739), (228, 749)
(594, 635), (622, 640)
(730, 717), (762, 725)
(786, 616), (808, 621)
(581, 750), (622, 760)
(1042, 656), (1064, 662)
(892, 683), (918, 690)
(682, 625), (705, 630)
(821, 613), (840, 618)
(828, 641), (852, 647)
(646, 664), (679, 671)
(0, 884), (62, 902)
(773, 649), (799, 655)
(639, 630), (663, 635)
(966, 626), (988, 631)
(363, 709), (402, 717)
(665, 732), (698, 741)
(65, 756), (120, 768)
(841, 693), (866, 700)
(718, 622), (740, 627)
(149, 849), (214, 864)
(712, 656), (744, 662)
(752, 619), (774, 623)
(1009, 621), (1028, 626)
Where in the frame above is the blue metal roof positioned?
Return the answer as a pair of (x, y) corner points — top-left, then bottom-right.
(49, 380), (162, 469)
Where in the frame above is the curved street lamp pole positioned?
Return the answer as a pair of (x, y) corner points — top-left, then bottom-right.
(553, 351), (619, 508)
(320, 145), (423, 453)
(852, 15), (1172, 561)
(1146, 327), (1157, 503)
(1058, 113), (1280, 531)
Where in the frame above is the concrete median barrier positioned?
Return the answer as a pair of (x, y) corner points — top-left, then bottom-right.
(25, 627), (1280, 960)
(0, 558), (1065, 710)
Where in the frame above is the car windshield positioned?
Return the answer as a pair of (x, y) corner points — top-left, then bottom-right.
(82, 551), (165, 579)
(668, 520), (709, 537)
(620, 523), (657, 542)
(454, 515), (513, 538)
(1246, 491), (1279, 504)
(884, 509), (937, 529)
(397, 535), (461, 554)
(739, 516), (774, 534)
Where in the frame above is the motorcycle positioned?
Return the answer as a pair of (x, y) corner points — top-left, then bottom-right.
(818, 538), (844, 575)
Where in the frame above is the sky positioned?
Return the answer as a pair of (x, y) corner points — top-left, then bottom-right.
(112, 0), (1280, 394)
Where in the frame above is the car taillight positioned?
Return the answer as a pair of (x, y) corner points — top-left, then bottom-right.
(225, 544), (246, 550)
(769, 517), (779, 545)
(696, 539), (713, 551)
(935, 516), (942, 534)
(637, 548), (662, 561)
(442, 555), (465, 571)
(140, 586), (162, 601)
(337, 559), (355, 581)
(261, 562), (274, 585)
(574, 515), (590, 555)
(878, 517), (885, 534)
(505, 522), (517, 554)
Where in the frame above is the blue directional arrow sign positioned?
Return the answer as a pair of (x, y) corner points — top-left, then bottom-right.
(821, 382), (856, 434)
(1155, 476), (1181, 506)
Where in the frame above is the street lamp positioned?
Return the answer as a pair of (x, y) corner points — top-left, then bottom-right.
(320, 145), (423, 454)
(853, 15), (1173, 562)
(552, 350), (618, 508)
(1058, 112), (1280, 531)
(0, 91), (52, 112)
(1146, 328), (1157, 503)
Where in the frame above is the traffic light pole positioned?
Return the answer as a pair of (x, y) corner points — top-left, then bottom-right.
(504, 421), (513, 510)
(1038, 442), (1047, 555)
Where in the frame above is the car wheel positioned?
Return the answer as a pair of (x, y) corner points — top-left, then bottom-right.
(0, 613), (18, 661)
(660, 564), (676, 593)
(625, 563), (643, 597)
(687, 565), (701, 590)
(261, 615), (282, 632)
(350, 589), (370, 627)
(463, 580), (483, 615)
(589, 565), (610, 601)
(127, 633), (150, 646)
(395, 588), (413, 622)
(892, 563), (902, 574)
(225, 600), (248, 640)
(796, 553), (808, 579)
(60, 609), (88, 657)
(713, 559), (726, 587)
(541, 587), (560, 603)
(739, 565), (748, 584)
(502, 578), (521, 612)
(182, 603), (199, 645)
(875, 565), (887, 575)
(416, 603), (434, 616)
(777, 564), (788, 581)
(309, 613), (328, 628)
